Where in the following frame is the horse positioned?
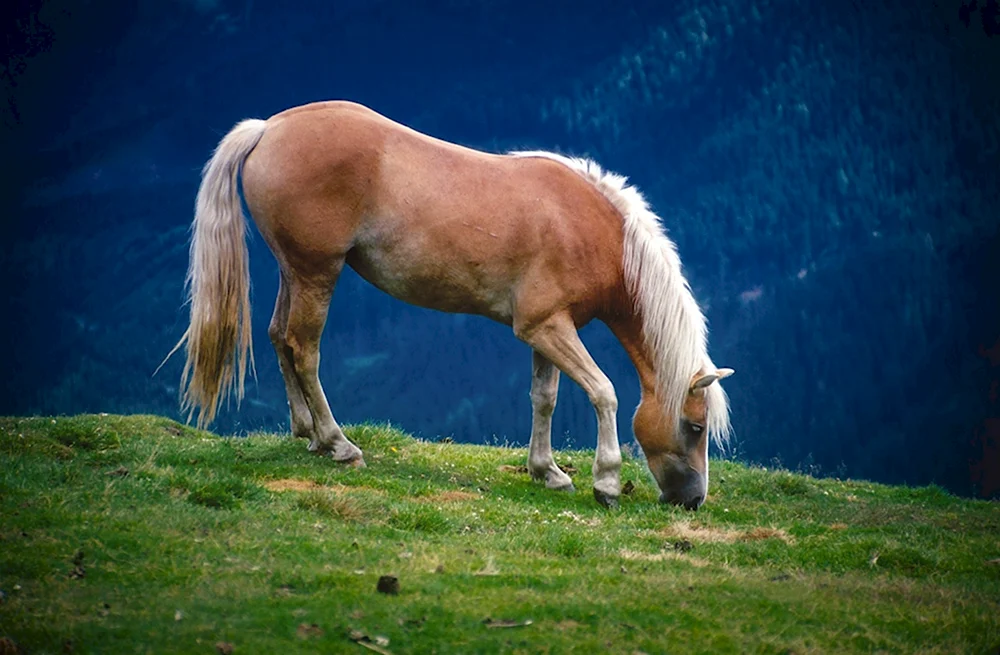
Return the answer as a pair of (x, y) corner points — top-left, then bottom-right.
(173, 100), (733, 510)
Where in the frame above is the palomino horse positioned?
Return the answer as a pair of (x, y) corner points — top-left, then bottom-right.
(175, 101), (733, 510)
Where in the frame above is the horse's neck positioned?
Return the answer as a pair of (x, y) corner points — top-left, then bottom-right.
(605, 310), (657, 396)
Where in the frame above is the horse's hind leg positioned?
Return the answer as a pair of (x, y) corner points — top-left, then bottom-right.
(284, 266), (364, 465)
(268, 274), (315, 441)
(527, 350), (574, 491)
(516, 313), (621, 509)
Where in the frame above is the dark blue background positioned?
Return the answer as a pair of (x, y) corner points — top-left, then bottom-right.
(3, 0), (998, 497)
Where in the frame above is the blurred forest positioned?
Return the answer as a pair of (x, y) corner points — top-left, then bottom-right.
(2, 0), (998, 497)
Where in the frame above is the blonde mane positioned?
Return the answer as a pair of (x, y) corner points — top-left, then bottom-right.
(509, 150), (731, 448)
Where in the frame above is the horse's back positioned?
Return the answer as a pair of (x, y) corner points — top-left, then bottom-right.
(242, 101), (627, 326)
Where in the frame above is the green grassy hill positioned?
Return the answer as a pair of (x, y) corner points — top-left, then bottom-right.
(1, 415), (998, 654)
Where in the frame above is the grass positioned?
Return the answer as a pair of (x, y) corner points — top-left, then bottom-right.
(1, 414), (998, 654)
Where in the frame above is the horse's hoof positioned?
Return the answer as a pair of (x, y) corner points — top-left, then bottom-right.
(552, 482), (576, 492)
(332, 450), (366, 467)
(593, 488), (620, 509)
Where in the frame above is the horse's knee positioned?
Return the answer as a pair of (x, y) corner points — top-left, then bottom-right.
(591, 381), (618, 414)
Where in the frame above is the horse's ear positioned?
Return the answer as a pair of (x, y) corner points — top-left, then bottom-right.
(690, 368), (734, 391)
(690, 372), (719, 391)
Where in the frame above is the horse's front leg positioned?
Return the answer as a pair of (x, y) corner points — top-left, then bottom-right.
(517, 314), (622, 509)
(527, 350), (575, 492)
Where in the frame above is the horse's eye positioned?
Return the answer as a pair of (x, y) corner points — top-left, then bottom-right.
(689, 423), (704, 434)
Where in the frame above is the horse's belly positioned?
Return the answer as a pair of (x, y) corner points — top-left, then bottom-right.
(344, 244), (515, 324)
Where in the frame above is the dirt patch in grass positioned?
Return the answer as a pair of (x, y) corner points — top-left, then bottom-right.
(263, 479), (385, 496)
(416, 490), (481, 503)
(265, 479), (323, 492)
(739, 526), (793, 543)
(663, 522), (738, 543)
(662, 521), (793, 545)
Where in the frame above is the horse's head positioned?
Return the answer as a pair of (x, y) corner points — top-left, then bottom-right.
(633, 367), (733, 511)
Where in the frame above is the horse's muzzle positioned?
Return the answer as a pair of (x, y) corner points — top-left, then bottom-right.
(656, 458), (707, 511)
(660, 491), (704, 511)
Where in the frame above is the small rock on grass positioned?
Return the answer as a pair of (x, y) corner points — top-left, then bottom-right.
(398, 616), (426, 628)
(348, 630), (392, 654)
(69, 550), (85, 579)
(376, 575), (399, 595)
(297, 623), (324, 639)
(215, 642), (234, 655)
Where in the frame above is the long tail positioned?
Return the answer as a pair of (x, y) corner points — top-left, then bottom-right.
(170, 118), (268, 427)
